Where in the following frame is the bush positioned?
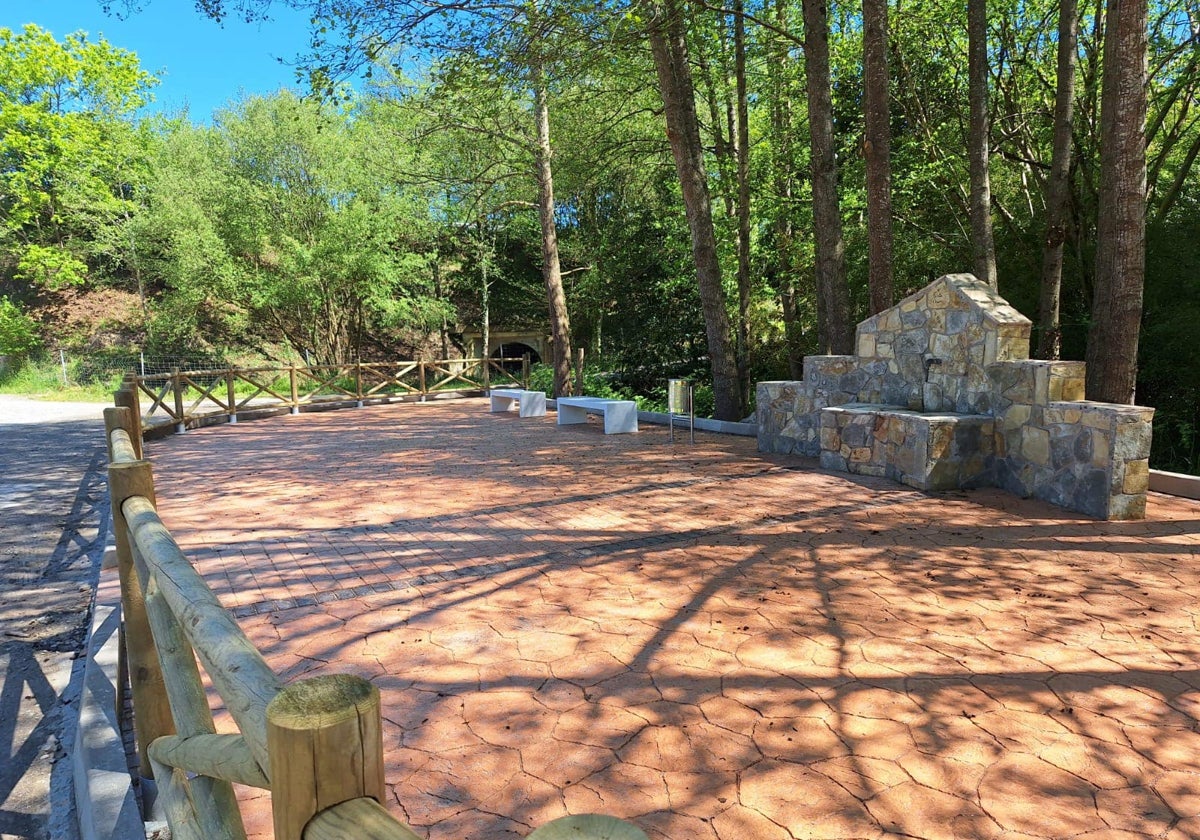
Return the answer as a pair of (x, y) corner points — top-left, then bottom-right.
(0, 297), (40, 359)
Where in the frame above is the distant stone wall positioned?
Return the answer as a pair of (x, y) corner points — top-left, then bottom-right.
(757, 274), (1155, 520)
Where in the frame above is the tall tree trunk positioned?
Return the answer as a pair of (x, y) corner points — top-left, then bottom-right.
(734, 0), (753, 400)
(531, 64), (574, 398)
(863, 0), (894, 314)
(1036, 0), (1079, 360)
(802, 0), (853, 353)
(1086, 0), (1147, 404)
(646, 0), (745, 420)
(968, 0), (999, 288)
(480, 234), (491, 370)
(769, 0), (803, 378)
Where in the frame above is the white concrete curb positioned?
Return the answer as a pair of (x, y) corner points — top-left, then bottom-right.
(1149, 469), (1200, 500)
(73, 595), (142, 840)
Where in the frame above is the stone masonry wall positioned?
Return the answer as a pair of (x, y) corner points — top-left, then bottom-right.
(819, 405), (995, 491)
(990, 359), (1154, 518)
(757, 273), (1155, 520)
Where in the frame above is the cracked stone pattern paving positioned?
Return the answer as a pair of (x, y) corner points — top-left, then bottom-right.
(113, 400), (1200, 839)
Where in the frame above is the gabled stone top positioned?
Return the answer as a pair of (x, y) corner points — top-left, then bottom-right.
(858, 273), (1031, 336)
(849, 273), (1034, 414)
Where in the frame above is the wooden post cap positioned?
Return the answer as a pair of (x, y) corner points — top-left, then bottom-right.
(266, 673), (378, 727)
(527, 815), (649, 840)
(266, 674), (385, 840)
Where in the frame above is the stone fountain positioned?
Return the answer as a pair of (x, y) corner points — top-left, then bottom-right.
(757, 274), (1154, 520)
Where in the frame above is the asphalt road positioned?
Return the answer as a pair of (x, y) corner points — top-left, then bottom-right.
(0, 396), (111, 840)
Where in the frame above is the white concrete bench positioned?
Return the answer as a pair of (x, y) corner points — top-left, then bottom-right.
(556, 397), (639, 434)
(489, 388), (547, 418)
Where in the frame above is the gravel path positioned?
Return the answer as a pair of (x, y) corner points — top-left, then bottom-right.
(0, 396), (111, 840)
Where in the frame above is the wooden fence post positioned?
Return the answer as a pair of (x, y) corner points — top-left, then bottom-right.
(119, 374), (143, 448)
(574, 347), (585, 396)
(171, 368), (186, 434)
(104, 444), (175, 777)
(226, 369), (238, 424)
(289, 364), (300, 415)
(110, 396), (143, 460)
(355, 360), (364, 407)
(267, 674), (384, 840)
(418, 361), (427, 402)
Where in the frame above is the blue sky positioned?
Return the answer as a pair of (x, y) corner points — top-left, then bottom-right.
(3, 0), (322, 122)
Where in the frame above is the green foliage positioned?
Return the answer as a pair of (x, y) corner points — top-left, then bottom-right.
(140, 93), (445, 362)
(0, 24), (157, 292)
(0, 297), (39, 357)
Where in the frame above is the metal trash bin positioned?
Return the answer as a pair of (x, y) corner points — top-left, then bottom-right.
(668, 378), (694, 443)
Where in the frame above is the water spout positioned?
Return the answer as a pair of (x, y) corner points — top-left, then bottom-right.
(923, 357), (943, 382)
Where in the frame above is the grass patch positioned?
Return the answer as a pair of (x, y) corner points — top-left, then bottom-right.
(0, 356), (119, 402)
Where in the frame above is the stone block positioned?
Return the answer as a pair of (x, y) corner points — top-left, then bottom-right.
(926, 459), (961, 490)
(842, 422), (870, 448)
(1034, 365), (1050, 405)
(894, 439), (920, 476)
(820, 426), (840, 451)
(928, 282), (951, 308)
(1091, 429), (1110, 466)
(984, 332), (999, 366)
(1071, 429), (1093, 463)
(1114, 420), (1153, 462)
(1122, 459), (1150, 495)
(900, 307), (928, 329)
(946, 310), (969, 334)
(1061, 376), (1085, 401)
(1109, 493), (1147, 521)
(997, 328), (1031, 362)
(804, 355), (857, 379)
(929, 332), (955, 359)
(1073, 468), (1110, 518)
(1049, 428), (1076, 467)
(858, 332), (877, 359)
(849, 446), (873, 463)
(1001, 403), (1031, 431)
(1081, 408), (1114, 430)
(896, 333), (925, 355)
(960, 453), (990, 483)
(929, 424), (954, 460)
(1021, 426), (1051, 466)
(820, 451), (847, 471)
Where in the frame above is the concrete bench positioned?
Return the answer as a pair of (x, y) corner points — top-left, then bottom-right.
(556, 397), (639, 434)
(489, 388), (547, 418)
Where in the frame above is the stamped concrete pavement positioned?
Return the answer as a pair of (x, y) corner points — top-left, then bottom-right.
(0, 396), (110, 840)
(131, 400), (1200, 840)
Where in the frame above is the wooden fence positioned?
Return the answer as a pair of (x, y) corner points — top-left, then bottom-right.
(104, 383), (647, 840)
(131, 356), (531, 433)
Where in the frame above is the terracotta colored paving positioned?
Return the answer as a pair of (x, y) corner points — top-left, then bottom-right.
(137, 400), (1200, 839)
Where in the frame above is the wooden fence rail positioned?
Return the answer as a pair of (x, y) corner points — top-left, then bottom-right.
(104, 385), (646, 840)
(130, 357), (530, 433)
